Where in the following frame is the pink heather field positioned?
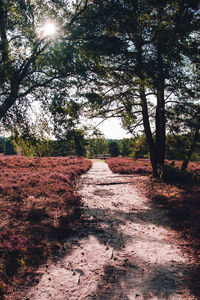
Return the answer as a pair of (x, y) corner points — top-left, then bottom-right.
(106, 157), (200, 175)
(0, 155), (92, 297)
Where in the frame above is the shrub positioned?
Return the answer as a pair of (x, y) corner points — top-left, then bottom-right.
(106, 157), (152, 175)
(106, 157), (200, 182)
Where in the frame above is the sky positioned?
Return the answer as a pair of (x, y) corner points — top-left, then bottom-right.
(90, 118), (132, 139)
(24, 101), (132, 140)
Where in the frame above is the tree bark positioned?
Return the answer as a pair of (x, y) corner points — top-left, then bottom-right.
(135, 36), (159, 177)
(155, 88), (165, 169)
(0, 93), (18, 120)
(139, 84), (158, 177)
(155, 8), (166, 176)
(0, 1), (9, 65)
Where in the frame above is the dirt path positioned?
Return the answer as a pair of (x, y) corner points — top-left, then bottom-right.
(21, 161), (196, 300)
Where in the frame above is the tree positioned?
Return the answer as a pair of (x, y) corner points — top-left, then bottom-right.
(86, 137), (109, 158)
(119, 138), (135, 157)
(167, 101), (200, 169)
(64, 129), (86, 156)
(12, 114), (51, 156)
(0, 136), (16, 154)
(131, 135), (149, 159)
(72, 0), (199, 177)
(166, 133), (200, 163)
(108, 140), (120, 157)
(50, 129), (86, 157)
(0, 136), (6, 153)
(0, 0), (88, 130)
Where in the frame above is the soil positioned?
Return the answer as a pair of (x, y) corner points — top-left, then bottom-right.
(17, 161), (197, 300)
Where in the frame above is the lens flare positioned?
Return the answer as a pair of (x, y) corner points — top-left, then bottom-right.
(37, 20), (59, 39)
(43, 22), (57, 37)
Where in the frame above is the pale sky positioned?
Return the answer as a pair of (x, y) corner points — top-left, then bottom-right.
(91, 118), (132, 139)
(29, 102), (132, 140)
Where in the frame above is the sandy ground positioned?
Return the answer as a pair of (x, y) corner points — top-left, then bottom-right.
(19, 161), (196, 300)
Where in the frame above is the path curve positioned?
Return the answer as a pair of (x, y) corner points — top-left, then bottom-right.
(21, 161), (195, 300)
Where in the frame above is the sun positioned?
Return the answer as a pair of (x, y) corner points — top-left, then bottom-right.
(43, 22), (57, 37)
(36, 19), (60, 40)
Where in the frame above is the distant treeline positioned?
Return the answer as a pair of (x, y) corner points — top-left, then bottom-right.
(0, 134), (199, 162)
(0, 137), (16, 155)
(0, 134), (86, 157)
(86, 135), (200, 162)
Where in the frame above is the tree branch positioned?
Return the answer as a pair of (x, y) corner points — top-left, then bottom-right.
(18, 76), (61, 98)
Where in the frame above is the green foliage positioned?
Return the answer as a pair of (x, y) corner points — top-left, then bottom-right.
(11, 114), (52, 157)
(12, 127), (87, 158)
(166, 134), (200, 162)
(0, 137), (6, 153)
(131, 135), (149, 159)
(119, 138), (136, 157)
(0, 0), (87, 133)
(12, 132), (51, 157)
(51, 129), (86, 157)
(5, 138), (16, 155)
(86, 138), (109, 158)
(108, 140), (120, 157)
(0, 137), (16, 155)
(72, 0), (199, 177)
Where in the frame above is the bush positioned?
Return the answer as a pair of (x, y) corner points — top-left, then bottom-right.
(106, 157), (152, 174)
(106, 157), (200, 183)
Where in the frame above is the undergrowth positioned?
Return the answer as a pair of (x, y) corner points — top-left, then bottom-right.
(106, 157), (200, 182)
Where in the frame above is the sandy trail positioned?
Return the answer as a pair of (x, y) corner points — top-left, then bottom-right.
(21, 161), (196, 300)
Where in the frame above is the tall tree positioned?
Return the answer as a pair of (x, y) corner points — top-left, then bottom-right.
(0, 0), (88, 130)
(71, 0), (199, 177)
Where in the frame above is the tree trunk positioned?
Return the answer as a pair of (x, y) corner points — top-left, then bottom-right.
(155, 15), (166, 176)
(0, 80), (19, 120)
(155, 88), (165, 174)
(181, 127), (199, 170)
(135, 36), (158, 177)
(139, 83), (158, 177)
